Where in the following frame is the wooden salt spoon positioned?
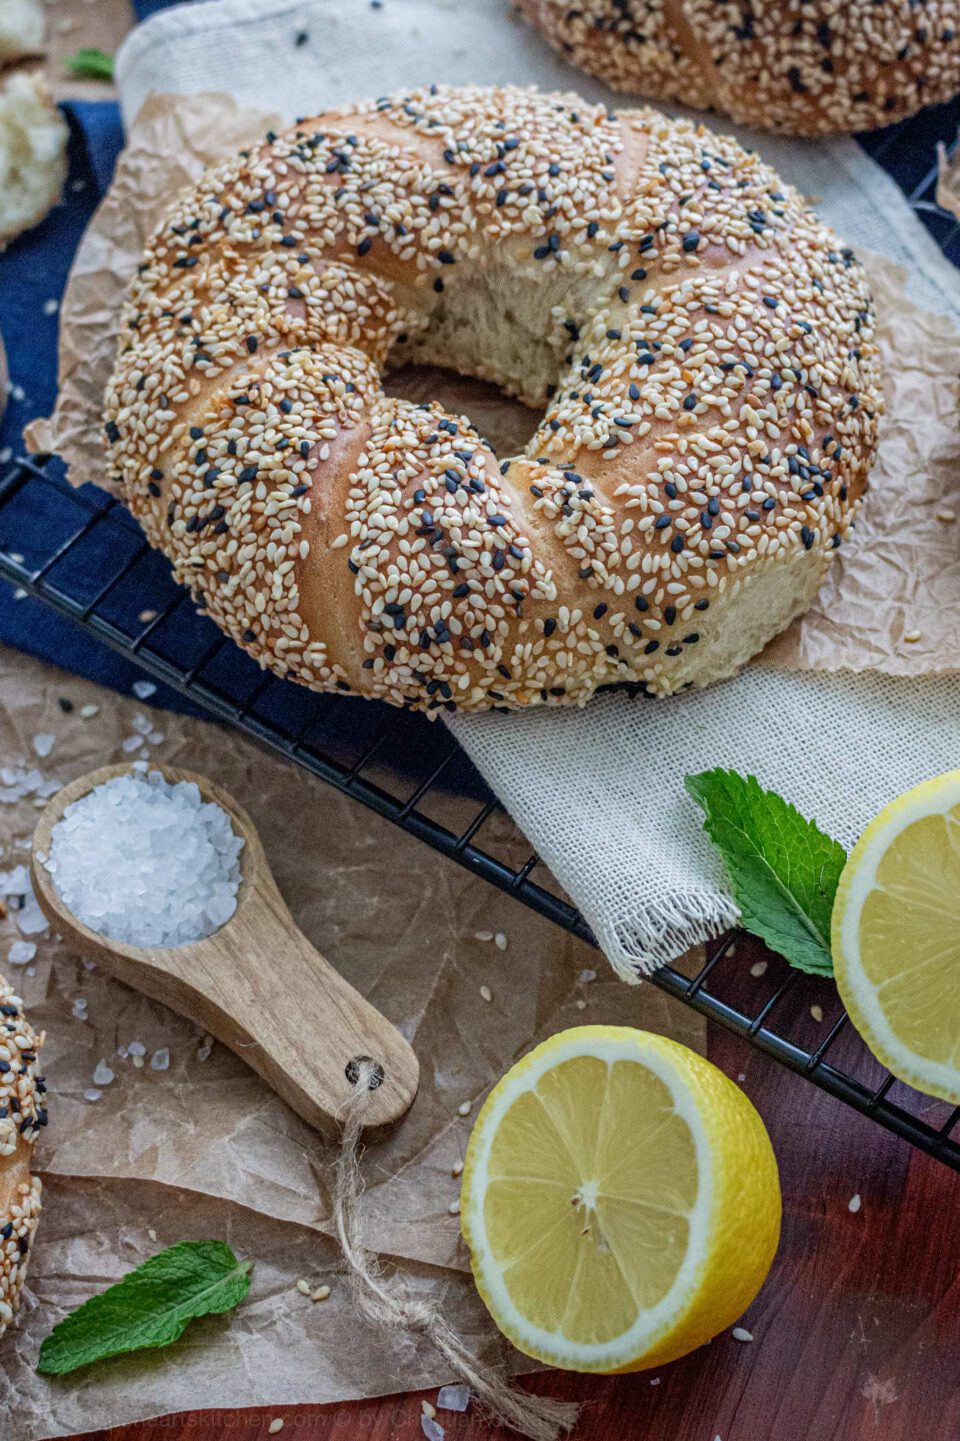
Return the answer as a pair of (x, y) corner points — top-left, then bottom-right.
(30, 763), (419, 1137)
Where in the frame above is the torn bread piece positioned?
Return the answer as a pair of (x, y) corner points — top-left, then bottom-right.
(0, 0), (44, 65)
(0, 70), (68, 246)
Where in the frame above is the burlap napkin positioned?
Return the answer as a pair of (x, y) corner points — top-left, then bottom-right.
(35, 0), (960, 980)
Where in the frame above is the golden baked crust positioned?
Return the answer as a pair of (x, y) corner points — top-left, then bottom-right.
(516, 0), (960, 136)
(105, 85), (881, 714)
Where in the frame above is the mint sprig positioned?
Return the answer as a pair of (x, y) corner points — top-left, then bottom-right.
(64, 48), (115, 80)
(685, 768), (846, 975)
(37, 1240), (251, 1376)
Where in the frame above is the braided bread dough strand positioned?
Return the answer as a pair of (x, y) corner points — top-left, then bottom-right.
(106, 86), (880, 714)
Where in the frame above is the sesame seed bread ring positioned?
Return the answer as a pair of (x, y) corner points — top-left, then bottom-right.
(516, 0), (960, 136)
(0, 973), (45, 1339)
(105, 85), (881, 715)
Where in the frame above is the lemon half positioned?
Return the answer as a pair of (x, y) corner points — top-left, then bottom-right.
(832, 769), (960, 1105)
(460, 1026), (780, 1373)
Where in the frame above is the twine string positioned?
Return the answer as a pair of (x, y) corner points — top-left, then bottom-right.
(334, 1059), (579, 1441)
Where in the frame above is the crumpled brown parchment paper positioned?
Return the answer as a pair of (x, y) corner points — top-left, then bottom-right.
(0, 643), (704, 1437)
(28, 91), (960, 680)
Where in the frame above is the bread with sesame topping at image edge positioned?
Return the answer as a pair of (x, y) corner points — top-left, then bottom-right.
(515, 0), (960, 136)
(104, 85), (882, 716)
(0, 973), (46, 1339)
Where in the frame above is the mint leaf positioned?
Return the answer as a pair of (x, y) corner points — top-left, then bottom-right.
(37, 1241), (251, 1376)
(685, 768), (846, 976)
(65, 48), (115, 80)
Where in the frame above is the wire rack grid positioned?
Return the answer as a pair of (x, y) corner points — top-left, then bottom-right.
(2, 102), (960, 1169)
(1, 452), (959, 1171)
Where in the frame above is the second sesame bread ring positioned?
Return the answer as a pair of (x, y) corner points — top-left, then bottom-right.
(104, 85), (882, 715)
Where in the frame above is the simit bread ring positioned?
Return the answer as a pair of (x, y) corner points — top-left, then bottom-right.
(105, 85), (881, 715)
(515, 0), (960, 137)
(0, 972), (45, 1338)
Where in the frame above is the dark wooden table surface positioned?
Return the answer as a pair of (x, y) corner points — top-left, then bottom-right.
(75, 935), (959, 1441)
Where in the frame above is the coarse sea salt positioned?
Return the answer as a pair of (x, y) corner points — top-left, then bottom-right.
(436, 1384), (470, 1412)
(42, 770), (244, 948)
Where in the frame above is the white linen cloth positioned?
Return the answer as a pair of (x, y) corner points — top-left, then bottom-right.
(115, 0), (960, 978)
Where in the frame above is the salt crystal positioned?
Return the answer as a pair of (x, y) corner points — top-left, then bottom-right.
(7, 940), (36, 966)
(17, 899), (48, 936)
(42, 770), (244, 947)
(437, 1384), (470, 1412)
(150, 1047), (170, 1072)
(43, 299), (59, 316)
(127, 1040), (146, 1057)
(71, 998), (88, 1020)
(578, 968), (596, 984)
(131, 713), (153, 736)
(93, 1060), (114, 1087)
(132, 680), (156, 700)
(197, 1043), (212, 1062)
(122, 735), (144, 754)
(32, 734), (55, 759)
(84, 1088), (102, 1103)
(421, 1417), (444, 1441)
(848, 1193), (862, 1213)
(148, 731), (165, 747)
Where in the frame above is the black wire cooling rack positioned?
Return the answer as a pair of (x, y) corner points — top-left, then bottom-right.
(2, 107), (960, 1171)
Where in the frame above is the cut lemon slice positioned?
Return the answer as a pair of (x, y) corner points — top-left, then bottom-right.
(460, 1026), (780, 1373)
(832, 769), (960, 1105)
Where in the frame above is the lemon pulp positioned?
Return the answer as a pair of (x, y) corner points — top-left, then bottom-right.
(833, 771), (960, 1102)
(461, 1026), (780, 1373)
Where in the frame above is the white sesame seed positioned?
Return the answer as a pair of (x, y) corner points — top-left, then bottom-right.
(732, 1326), (753, 1342)
(848, 1193), (862, 1213)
